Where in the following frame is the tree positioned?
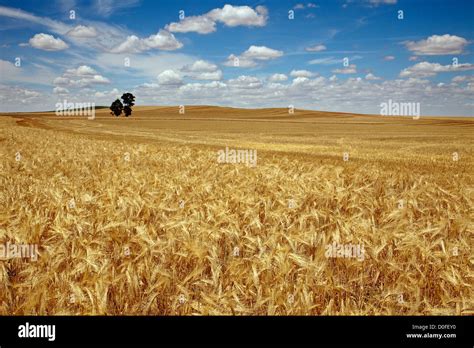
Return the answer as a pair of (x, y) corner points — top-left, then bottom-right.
(121, 93), (135, 117)
(123, 105), (132, 117)
(110, 99), (123, 117)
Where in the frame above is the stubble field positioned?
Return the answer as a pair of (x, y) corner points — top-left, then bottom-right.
(0, 106), (472, 315)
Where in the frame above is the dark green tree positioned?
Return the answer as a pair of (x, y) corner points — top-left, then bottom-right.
(110, 99), (123, 117)
(121, 93), (135, 117)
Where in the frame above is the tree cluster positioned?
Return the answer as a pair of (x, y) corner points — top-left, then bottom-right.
(110, 93), (136, 117)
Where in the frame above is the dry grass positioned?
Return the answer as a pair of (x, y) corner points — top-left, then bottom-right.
(0, 107), (472, 315)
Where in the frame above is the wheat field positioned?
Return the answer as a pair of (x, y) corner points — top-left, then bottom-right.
(0, 106), (472, 315)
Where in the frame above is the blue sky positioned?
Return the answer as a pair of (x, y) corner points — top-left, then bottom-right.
(0, 0), (473, 115)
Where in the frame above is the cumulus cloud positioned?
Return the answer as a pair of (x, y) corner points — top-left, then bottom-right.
(0, 84), (43, 110)
(182, 60), (218, 73)
(166, 16), (216, 34)
(290, 70), (316, 78)
(228, 75), (263, 89)
(305, 44), (326, 52)
(179, 81), (227, 95)
(130, 70), (474, 116)
(166, 5), (268, 35)
(399, 61), (474, 77)
(243, 45), (283, 60)
(224, 45), (283, 68)
(53, 65), (110, 87)
(7, 69), (473, 114)
(207, 5), (268, 27)
(365, 73), (381, 80)
(181, 60), (222, 80)
(29, 33), (68, 51)
(451, 75), (474, 83)
(53, 86), (69, 95)
(404, 34), (469, 55)
(65, 65), (97, 76)
(157, 69), (183, 86)
(268, 73), (288, 82)
(66, 25), (98, 38)
(94, 88), (120, 98)
(112, 30), (183, 53)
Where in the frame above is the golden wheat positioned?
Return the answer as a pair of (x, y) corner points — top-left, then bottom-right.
(0, 108), (472, 315)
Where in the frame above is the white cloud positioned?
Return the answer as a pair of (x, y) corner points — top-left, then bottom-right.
(305, 44), (326, 52)
(242, 45), (283, 60)
(179, 81), (227, 95)
(190, 71), (222, 80)
(166, 16), (216, 34)
(224, 54), (257, 68)
(5, 69), (474, 115)
(181, 60), (218, 73)
(94, 88), (120, 98)
(224, 45), (283, 68)
(452, 75), (474, 83)
(365, 73), (381, 80)
(65, 65), (97, 76)
(53, 86), (69, 95)
(384, 55), (395, 61)
(166, 5), (268, 35)
(112, 30), (183, 53)
(332, 64), (357, 74)
(181, 60), (222, 80)
(0, 84), (43, 111)
(268, 73), (288, 82)
(157, 69), (183, 86)
(29, 33), (68, 51)
(67, 25), (98, 38)
(404, 34), (469, 55)
(400, 61), (474, 78)
(228, 75), (263, 89)
(207, 5), (268, 27)
(290, 70), (315, 78)
(54, 65), (110, 87)
(53, 77), (70, 85)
